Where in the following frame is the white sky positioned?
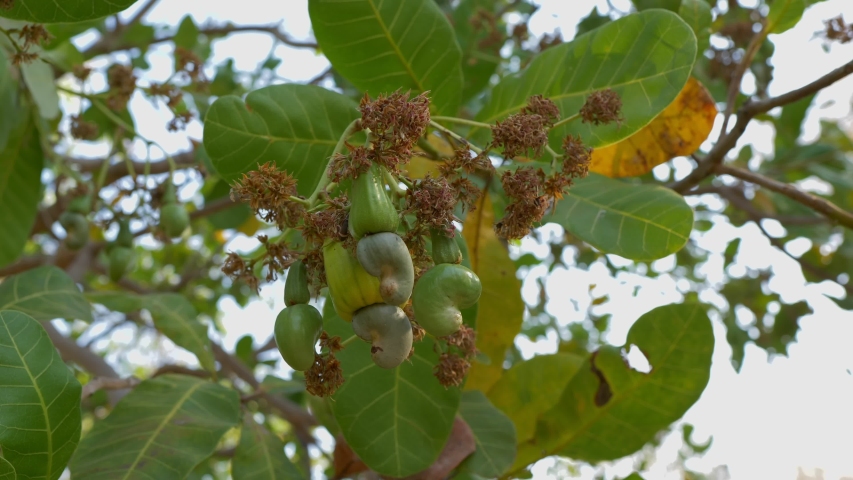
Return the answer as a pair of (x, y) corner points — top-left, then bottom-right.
(59, 0), (853, 479)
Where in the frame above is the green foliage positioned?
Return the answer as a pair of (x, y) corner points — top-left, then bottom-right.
(0, 113), (42, 269)
(0, 457), (14, 480)
(545, 174), (694, 261)
(457, 391), (517, 478)
(203, 84), (360, 194)
(232, 415), (304, 480)
(309, 0), (463, 114)
(0, 0), (138, 23)
(0, 310), (82, 480)
(0, 266), (92, 322)
(323, 300), (461, 477)
(69, 375), (240, 479)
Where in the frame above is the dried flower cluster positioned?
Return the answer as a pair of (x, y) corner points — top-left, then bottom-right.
(230, 162), (305, 229)
(70, 115), (99, 141)
(106, 64), (137, 111)
(305, 332), (345, 397)
(8, 24), (50, 65)
(222, 252), (259, 292)
(258, 235), (298, 282)
(579, 88), (623, 126)
(301, 195), (350, 289)
(405, 176), (458, 237)
(0, 0), (14, 10)
(824, 15), (853, 44)
(470, 8), (503, 49)
(490, 95), (559, 159)
(175, 46), (207, 83)
(434, 326), (478, 387)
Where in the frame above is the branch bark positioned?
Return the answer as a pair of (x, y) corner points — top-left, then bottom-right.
(671, 57), (853, 193)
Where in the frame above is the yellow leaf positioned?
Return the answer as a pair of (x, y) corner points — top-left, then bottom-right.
(589, 77), (717, 178)
(462, 192), (524, 392)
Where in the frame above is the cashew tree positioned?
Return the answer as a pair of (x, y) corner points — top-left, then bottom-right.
(1, 0), (852, 479)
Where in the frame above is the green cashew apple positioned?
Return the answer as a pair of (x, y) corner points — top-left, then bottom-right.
(323, 241), (384, 322)
(59, 211), (89, 250)
(108, 246), (134, 282)
(115, 218), (134, 248)
(412, 263), (482, 337)
(348, 163), (398, 239)
(275, 304), (323, 371)
(67, 194), (91, 215)
(356, 232), (414, 306)
(430, 228), (462, 265)
(159, 181), (190, 238)
(352, 303), (413, 369)
(284, 260), (311, 306)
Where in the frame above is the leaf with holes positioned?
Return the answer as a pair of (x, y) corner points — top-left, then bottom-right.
(543, 174), (693, 260)
(462, 193), (525, 392)
(0, 112), (42, 269)
(507, 303), (713, 475)
(475, 9), (696, 151)
(0, 266), (92, 322)
(203, 84), (361, 194)
(87, 292), (214, 373)
(589, 77), (717, 178)
(0, 0), (139, 23)
(457, 391), (517, 478)
(323, 299), (461, 478)
(69, 374), (240, 479)
(232, 414), (304, 480)
(309, 0), (463, 115)
(0, 310), (82, 480)
(487, 353), (584, 444)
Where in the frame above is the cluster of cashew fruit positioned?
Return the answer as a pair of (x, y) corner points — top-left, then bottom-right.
(275, 260), (324, 371)
(276, 162), (484, 372)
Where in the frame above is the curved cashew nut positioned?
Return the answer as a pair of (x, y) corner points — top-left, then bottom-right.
(352, 304), (413, 369)
(357, 232), (415, 306)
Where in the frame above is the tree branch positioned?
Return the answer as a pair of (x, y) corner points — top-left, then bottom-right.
(671, 57), (853, 193)
(82, 376), (141, 399)
(714, 164), (853, 229)
(686, 184), (830, 226)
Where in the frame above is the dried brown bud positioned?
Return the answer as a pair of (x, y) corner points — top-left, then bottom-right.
(72, 64), (92, 81)
(305, 353), (345, 397)
(580, 88), (623, 126)
(443, 325), (477, 359)
(405, 176), (458, 236)
(175, 46), (206, 82)
(434, 353), (470, 388)
(359, 90), (430, 171)
(494, 196), (549, 240)
(106, 64), (137, 111)
(501, 167), (545, 201)
(522, 95), (560, 126)
(328, 145), (372, 183)
(259, 235), (298, 282)
(11, 51), (38, 66)
(490, 112), (550, 159)
(0, 0), (14, 10)
(70, 115), (99, 141)
(561, 134), (592, 179)
(19, 24), (51, 48)
(230, 162), (305, 229)
(222, 252), (259, 293)
(823, 15), (853, 44)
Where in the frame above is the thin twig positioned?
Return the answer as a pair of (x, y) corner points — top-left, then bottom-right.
(82, 376), (141, 399)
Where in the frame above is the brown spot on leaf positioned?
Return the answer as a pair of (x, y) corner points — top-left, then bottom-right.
(590, 351), (613, 407)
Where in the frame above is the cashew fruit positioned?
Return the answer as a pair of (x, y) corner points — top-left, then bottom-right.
(115, 218), (134, 248)
(108, 246), (134, 282)
(67, 194), (91, 215)
(356, 232), (414, 306)
(412, 263), (482, 337)
(284, 260), (311, 306)
(159, 182), (190, 238)
(348, 163), (398, 239)
(59, 212), (89, 250)
(430, 228), (462, 265)
(323, 241), (384, 321)
(352, 303), (413, 369)
(274, 303), (323, 371)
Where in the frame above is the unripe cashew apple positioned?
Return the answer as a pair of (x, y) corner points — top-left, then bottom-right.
(352, 303), (413, 369)
(323, 240), (384, 321)
(59, 212), (89, 250)
(159, 203), (190, 238)
(356, 232), (415, 306)
(412, 263), (482, 337)
(108, 246), (134, 282)
(275, 304), (323, 371)
(284, 260), (311, 306)
(348, 163), (399, 239)
(430, 228), (462, 265)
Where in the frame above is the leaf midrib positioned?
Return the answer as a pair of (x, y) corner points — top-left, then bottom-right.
(2, 313), (54, 479)
(366, 0), (424, 92)
(121, 381), (204, 479)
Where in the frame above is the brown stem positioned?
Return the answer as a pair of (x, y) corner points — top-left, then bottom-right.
(687, 185), (828, 226)
(714, 164), (853, 229)
(718, 24), (768, 140)
(671, 57), (853, 193)
(82, 376), (141, 399)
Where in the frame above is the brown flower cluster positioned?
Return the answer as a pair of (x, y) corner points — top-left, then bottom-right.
(580, 89), (623, 126)
(301, 195), (350, 290)
(359, 90), (431, 174)
(222, 252), (259, 292)
(490, 95), (560, 159)
(258, 235), (298, 283)
(405, 176), (458, 237)
(470, 8), (503, 49)
(305, 333), (346, 397)
(434, 326), (478, 388)
(18, 24), (51, 48)
(495, 167), (549, 240)
(230, 162), (305, 229)
(72, 65), (92, 81)
(70, 115), (99, 141)
(106, 64), (137, 111)
(824, 15), (853, 44)
(543, 134), (592, 199)
(1, 0), (14, 10)
(328, 145), (371, 184)
(175, 46), (206, 83)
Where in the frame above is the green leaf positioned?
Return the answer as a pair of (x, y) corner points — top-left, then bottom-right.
(766, 0), (809, 34)
(0, 310), (82, 480)
(203, 84), (361, 195)
(631, 0), (681, 11)
(308, 0), (463, 115)
(678, 0), (711, 54)
(462, 193), (524, 391)
(476, 10), (697, 150)
(510, 303), (713, 473)
(204, 178), (251, 230)
(457, 391), (517, 478)
(20, 59), (60, 119)
(69, 374), (240, 479)
(544, 174), (694, 261)
(323, 300), (461, 478)
(0, 0), (139, 23)
(232, 414), (304, 480)
(174, 15), (199, 50)
(774, 93), (815, 154)
(576, 7), (612, 38)
(0, 51), (17, 152)
(486, 353), (584, 443)
(0, 457), (15, 480)
(87, 292), (215, 373)
(452, 0), (503, 101)
(0, 112), (42, 269)
(0, 266), (92, 322)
